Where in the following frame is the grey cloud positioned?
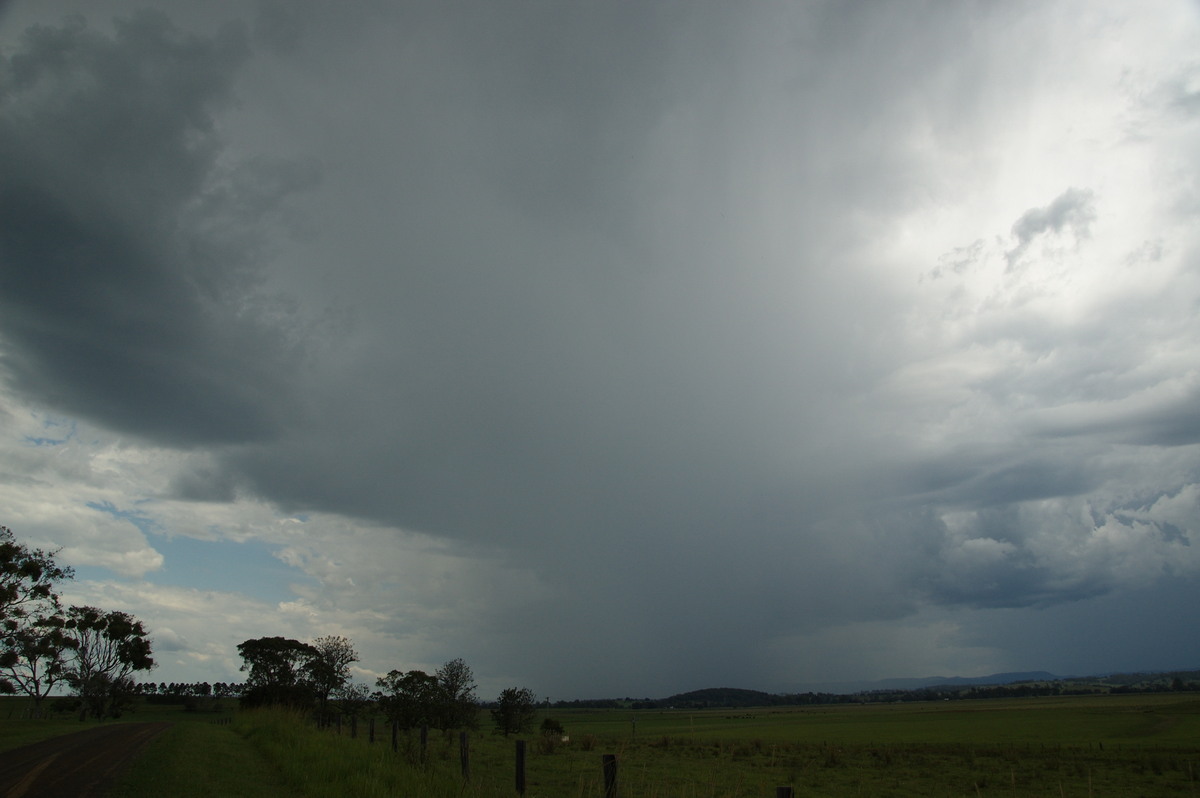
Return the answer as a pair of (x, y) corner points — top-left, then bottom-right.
(1028, 386), (1200, 447)
(959, 575), (1200, 677)
(170, 464), (240, 504)
(1006, 187), (1097, 268)
(893, 443), (1100, 511)
(1085, 405), (1200, 448)
(920, 491), (1199, 610)
(929, 239), (985, 280)
(0, 12), (311, 445)
(943, 458), (1097, 508)
(181, 1), (1199, 641)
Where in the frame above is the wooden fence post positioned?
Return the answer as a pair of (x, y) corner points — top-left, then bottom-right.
(420, 725), (429, 764)
(460, 731), (470, 781)
(369, 717), (375, 743)
(515, 739), (527, 795)
(351, 715), (358, 739)
(776, 787), (794, 798)
(391, 720), (398, 753)
(603, 753), (618, 798)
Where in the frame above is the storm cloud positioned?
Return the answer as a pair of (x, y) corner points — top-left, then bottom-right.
(1, 0), (1198, 697)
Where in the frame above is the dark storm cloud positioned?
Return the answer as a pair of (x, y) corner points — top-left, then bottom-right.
(175, 1), (1198, 638)
(0, 12), (311, 445)
(2, 1), (1198, 695)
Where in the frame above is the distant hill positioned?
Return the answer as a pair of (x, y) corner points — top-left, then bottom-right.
(865, 671), (1061, 691)
(790, 671), (1060, 695)
(549, 669), (1200, 711)
(662, 687), (782, 707)
(661, 673), (1059, 707)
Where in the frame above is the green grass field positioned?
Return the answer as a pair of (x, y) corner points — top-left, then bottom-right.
(4, 693), (1199, 796)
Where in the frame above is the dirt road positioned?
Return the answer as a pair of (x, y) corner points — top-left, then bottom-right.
(0, 722), (171, 797)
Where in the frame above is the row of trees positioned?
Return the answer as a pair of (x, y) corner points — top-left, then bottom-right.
(136, 681), (244, 698)
(236, 634), (361, 719)
(0, 526), (155, 718)
(373, 658), (480, 730)
(235, 634), (542, 736)
(234, 635), (484, 728)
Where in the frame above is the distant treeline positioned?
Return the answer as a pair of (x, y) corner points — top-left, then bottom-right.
(134, 681), (244, 701)
(546, 670), (1200, 710)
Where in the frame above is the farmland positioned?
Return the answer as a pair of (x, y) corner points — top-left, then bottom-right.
(4, 693), (1200, 796)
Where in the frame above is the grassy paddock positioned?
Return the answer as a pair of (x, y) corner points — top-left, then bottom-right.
(237, 696), (1200, 796)
(8, 694), (1200, 796)
(525, 694), (1200, 796)
(556, 692), (1200, 746)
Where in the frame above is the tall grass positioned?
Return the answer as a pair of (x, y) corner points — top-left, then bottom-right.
(232, 708), (489, 798)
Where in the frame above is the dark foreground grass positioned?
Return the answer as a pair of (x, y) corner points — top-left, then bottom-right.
(107, 720), (292, 798)
(0, 716), (89, 750)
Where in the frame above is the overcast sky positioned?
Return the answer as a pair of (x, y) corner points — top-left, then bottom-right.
(2, 0), (1199, 699)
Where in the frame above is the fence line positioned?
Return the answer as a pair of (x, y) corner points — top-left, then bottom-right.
(315, 714), (795, 796)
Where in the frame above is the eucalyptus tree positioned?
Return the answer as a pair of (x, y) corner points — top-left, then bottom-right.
(0, 526), (74, 717)
(237, 636), (320, 708)
(0, 525), (72, 624)
(65, 605), (155, 719)
(0, 613), (74, 717)
(375, 668), (440, 729)
(309, 634), (359, 719)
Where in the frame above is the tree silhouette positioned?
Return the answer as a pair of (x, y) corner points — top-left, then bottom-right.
(309, 635), (358, 721)
(492, 687), (537, 736)
(237, 636), (319, 708)
(65, 605), (155, 719)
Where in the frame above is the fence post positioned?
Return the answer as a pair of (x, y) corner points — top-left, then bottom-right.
(369, 717), (375, 743)
(460, 731), (470, 781)
(776, 788), (794, 798)
(420, 725), (429, 764)
(391, 720), (398, 753)
(516, 739), (527, 795)
(351, 715), (358, 739)
(603, 753), (618, 798)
